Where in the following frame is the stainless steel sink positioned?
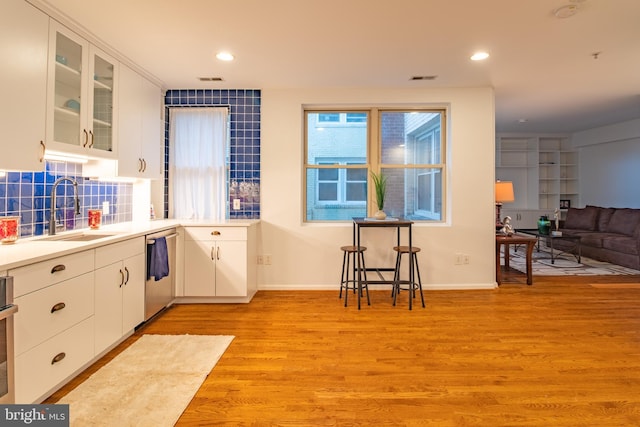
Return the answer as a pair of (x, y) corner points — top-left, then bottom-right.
(37, 232), (117, 242)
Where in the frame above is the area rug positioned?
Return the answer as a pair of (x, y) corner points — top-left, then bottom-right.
(58, 334), (234, 427)
(503, 247), (640, 276)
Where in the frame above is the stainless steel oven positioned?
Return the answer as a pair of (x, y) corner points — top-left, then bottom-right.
(0, 276), (18, 404)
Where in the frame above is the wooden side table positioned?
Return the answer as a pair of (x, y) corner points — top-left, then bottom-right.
(495, 234), (536, 286)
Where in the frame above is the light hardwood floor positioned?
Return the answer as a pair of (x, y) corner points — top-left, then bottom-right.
(47, 273), (640, 426)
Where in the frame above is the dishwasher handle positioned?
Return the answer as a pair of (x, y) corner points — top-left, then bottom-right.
(146, 233), (178, 245)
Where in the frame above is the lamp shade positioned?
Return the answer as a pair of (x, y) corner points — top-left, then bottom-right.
(495, 181), (514, 203)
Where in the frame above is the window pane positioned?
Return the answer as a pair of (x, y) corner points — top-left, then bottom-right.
(346, 113), (367, 123)
(380, 111), (442, 165)
(346, 168), (367, 181)
(346, 182), (366, 201)
(319, 168), (339, 180)
(306, 112), (368, 164)
(318, 183), (337, 201)
(318, 113), (340, 122)
(305, 169), (367, 221)
(381, 168), (442, 220)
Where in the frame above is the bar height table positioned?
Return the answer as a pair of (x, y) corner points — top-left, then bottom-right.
(352, 217), (415, 309)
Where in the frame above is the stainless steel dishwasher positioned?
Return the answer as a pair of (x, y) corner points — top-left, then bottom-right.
(145, 228), (177, 320)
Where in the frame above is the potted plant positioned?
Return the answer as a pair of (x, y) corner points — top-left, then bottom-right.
(371, 171), (388, 220)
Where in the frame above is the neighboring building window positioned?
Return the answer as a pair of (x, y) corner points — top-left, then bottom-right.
(304, 108), (446, 222)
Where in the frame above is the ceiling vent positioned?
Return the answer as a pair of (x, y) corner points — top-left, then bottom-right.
(198, 77), (224, 82)
(410, 75), (438, 81)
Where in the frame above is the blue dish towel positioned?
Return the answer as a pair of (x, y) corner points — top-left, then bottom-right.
(148, 237), (169, 281)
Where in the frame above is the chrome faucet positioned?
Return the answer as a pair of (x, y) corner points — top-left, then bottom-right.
(49, 177), (81, 236)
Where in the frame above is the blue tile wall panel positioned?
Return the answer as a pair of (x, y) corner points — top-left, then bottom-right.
(164, 89), (261, 219)
(0, 161), (133, 239)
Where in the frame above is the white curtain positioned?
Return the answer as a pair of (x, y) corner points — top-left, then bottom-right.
(169, 107), (228, 220)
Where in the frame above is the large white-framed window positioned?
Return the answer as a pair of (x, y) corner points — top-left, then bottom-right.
(304, 108), (446, 222)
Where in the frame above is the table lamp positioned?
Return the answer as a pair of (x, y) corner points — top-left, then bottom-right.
(495, 181), (514, 229)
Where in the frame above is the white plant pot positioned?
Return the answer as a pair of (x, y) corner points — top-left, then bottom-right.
(374, 210), (387, 220)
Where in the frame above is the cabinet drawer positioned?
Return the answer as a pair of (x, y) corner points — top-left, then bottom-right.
(184, 226), (246, 241)
(14, 271), (94, 356)
(10, 250), (94, 297)
(15, 316), (94, 404)
(95, 237), (145, 269)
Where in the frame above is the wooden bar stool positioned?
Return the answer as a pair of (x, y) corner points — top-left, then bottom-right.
(392, 246), (425, 310)
(339, 245), (370, 307)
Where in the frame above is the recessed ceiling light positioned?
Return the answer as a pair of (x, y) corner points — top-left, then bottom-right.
(554, 4), (578, 19)
(470, 51), (490, 61)
(216, 52), (234, 61)
(518, 118), (528, 123)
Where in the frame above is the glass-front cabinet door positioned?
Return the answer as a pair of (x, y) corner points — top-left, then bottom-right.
(49, 26), (86, 149)
(89, 48), (117, 154)
(47, 21), (117, 159)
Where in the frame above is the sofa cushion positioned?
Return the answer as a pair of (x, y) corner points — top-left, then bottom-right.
(602, 236), (639, 256)
(606, 208), (640, 236)
(563, 206), (599, 231)
(587, 206), (616, 232)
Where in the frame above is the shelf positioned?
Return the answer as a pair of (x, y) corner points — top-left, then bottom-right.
(55, 61), (81, 87)
(93, 79), (112, 91)
(93, 118), (112, 127)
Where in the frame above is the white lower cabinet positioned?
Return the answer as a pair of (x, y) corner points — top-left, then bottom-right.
(10, 250), (95, 403)
(94, 238), (145, 355)
(183, 226), (256, 298)
(15, 317), (94, 404)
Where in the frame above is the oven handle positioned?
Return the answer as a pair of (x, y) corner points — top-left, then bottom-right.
(146, 233), (178, 245)
(0, 304), (18, 321)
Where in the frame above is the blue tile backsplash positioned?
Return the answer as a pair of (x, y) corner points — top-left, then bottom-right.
(0, 161), (132, 238)
(164, 89), (261, 219)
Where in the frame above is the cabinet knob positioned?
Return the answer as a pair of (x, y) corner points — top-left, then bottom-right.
(51, 264), (66, 274)
(51, 352), (66, 365)
(211, 231), (221, 236)
(51, 302), (66, 313)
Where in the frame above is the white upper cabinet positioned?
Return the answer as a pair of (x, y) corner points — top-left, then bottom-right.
(117, 64), (162, 179)
(0, 0), (48, 171)
(46, 21), (118, 159)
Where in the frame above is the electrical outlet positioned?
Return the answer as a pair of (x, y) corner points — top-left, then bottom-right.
(463, 255), (470, 264)
(264, 254), (272, 265)
(454, 253), (463, 265)
(102, 201), (110, 215)
(257, 255), (263, 265)
(233, 199), (241, 210)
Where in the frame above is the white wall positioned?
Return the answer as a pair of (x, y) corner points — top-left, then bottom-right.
(259, 87), (497, 290)
(573, 118), (640, 208)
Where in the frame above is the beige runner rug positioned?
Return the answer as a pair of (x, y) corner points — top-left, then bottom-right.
(58, 334), (234, 427)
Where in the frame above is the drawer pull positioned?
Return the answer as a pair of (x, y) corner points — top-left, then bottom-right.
(124, 267), (130, 285)
(51, 352), (66, 365)
(51, 302), (66, 313)
(119, 269), (125, 288)
(211, 230), (221, 236)
(51, 264), (66, 274)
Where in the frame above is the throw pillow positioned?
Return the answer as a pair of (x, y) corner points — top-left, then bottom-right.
(606, 208), (640, 236)
(563, 206), (599, 231)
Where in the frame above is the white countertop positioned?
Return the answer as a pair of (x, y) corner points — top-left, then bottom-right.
(0, 219), (259, 271)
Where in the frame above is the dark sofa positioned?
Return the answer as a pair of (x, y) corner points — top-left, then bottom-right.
(554, 205), (640, 270)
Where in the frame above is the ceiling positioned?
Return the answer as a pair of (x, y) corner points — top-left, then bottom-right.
(40, 0), (640, 133)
